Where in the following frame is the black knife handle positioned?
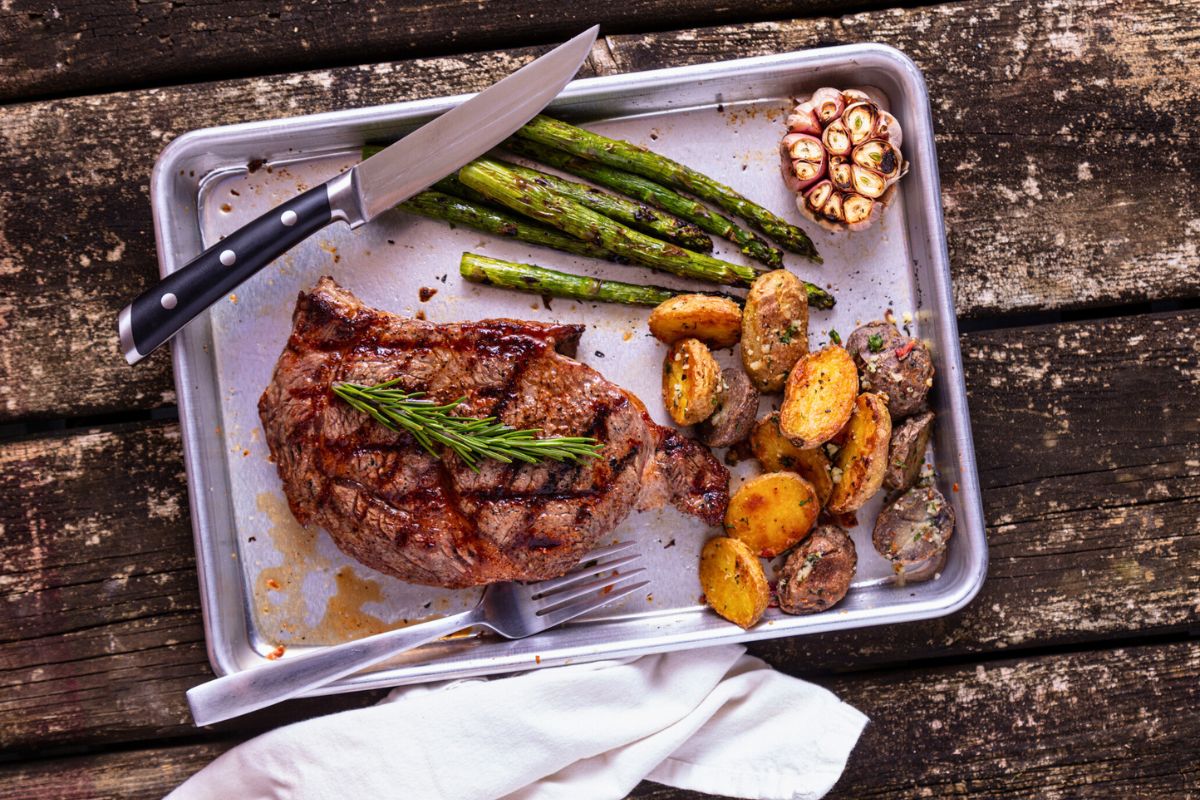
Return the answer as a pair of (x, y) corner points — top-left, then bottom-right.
(119, 185), (334, 364)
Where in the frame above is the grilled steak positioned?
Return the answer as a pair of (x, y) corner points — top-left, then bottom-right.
(259, 278), (728, 588)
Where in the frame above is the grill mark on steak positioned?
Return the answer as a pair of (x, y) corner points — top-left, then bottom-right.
(259, 277), (728, 588)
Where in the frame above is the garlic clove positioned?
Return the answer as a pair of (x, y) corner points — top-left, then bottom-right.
(792, 158), (826, 191)
(843, 102), (878, 147)
(820, 190), (845, 223)
(843, 194), (875, 226)
(850, 165), (887, 199)
(804, 179), (833, 213)
(829, 157), (854, 193)
(785, 102), (821, 136)
(783, 132), (825, 162)
(822, 119), (852, 156)
(811, 87), (846, 124)
(841, 88), (872, 104)
(852, 139), (902, 181)
(874, 109), (903, 149)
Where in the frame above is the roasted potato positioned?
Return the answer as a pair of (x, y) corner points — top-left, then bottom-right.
(776, 525), (857, 614)
(740, 270), (809, 392)
(779, 345), (858, 449)
(724, 472), (820, 558)
(749, 412), (833, 505)
(845, 321), (934, 418)
(698, 367), (760, 448)
(826, 392), (892, 513)
(884, 410), (935, 491)
(649, 294), (743, 348)
(872, 484), (955, 571)
(662, 338), (722, 426)
(699, 537), (771, 628)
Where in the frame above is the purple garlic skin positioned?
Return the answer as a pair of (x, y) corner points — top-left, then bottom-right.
(781, 86), (906, 232)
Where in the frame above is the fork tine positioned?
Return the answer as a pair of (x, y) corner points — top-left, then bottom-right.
(531, 553), (641, 597)
(536, 578), (651, 629)
(577, 541), (636, 563)
(536, 566), (646, 611)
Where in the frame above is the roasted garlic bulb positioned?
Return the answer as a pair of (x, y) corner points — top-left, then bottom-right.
(780, 87), (906, 231)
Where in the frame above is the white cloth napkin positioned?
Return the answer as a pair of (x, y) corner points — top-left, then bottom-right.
(167, 644), (866, 800)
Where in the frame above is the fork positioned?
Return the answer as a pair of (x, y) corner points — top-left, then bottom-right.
(187, 542), (647, 726)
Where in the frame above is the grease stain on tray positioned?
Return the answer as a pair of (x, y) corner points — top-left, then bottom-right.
(253, 491), (435, 646)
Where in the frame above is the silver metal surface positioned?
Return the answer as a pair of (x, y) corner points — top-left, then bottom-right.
(151, 43), (987, 695)
(187, 543), (645, 725)
(351, 26), (597, 224)
(117, 304), (140, 364)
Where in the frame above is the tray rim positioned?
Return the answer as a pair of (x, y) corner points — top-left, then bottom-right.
(152, 42), (988, 688)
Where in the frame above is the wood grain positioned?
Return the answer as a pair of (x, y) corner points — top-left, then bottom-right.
(0, 0), (890, 103)
(3, 642), (1196, 799)
(2, 311), (1196, 751)
(2, 0), (1198, 420)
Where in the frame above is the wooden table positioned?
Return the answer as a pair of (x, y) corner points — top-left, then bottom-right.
(1, 1), (1197, 796)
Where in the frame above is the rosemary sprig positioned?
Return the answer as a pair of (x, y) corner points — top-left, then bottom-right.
(332, 378), (603, 471)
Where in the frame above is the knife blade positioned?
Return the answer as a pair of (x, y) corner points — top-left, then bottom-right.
(118, 25), (598, 364)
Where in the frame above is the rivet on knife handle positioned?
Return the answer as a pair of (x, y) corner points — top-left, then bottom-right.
(118, 183), (337, 364)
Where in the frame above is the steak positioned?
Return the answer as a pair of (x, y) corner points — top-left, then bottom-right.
(259, 277), (729, 588)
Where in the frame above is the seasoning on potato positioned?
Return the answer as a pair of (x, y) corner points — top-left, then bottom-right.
(649, 294), (743, 348)
(699, 537), (771, 629)
(884, 410), (934, 491)
(698, 367), (760, 448)
(826, 392), (892, 514)
(662, 337), (722, 426)
(740, 270), (809, 392)
(724, 472), (820, 558)
(845, 320), (934, 418)
(779, 344), (858, 449)
(872, 484), (955, 571)
(776, 525), (857, 614)
(749, 412), (833, 505)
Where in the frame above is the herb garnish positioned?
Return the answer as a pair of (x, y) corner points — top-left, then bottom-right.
(333, 378), (603, 471)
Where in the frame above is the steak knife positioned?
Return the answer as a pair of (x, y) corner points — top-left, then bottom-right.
(118, 26), (598, 364)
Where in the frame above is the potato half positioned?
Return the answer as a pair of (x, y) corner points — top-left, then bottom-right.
(779, 345), (859, 449)
(649, 294), (743, 348)
(749, 412), (834, 505)
(662, 337), (722, 426)
(699, 537), (771, 629)
(724, 472), (820, 558)
(740, 270), (809, 392)
(826, 392), (892, 513)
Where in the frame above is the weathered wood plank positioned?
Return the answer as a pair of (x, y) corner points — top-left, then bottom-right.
(3, 642), (1197, 799)
(0, 0), (891, 104)
(2, 311), (1196, 751)
(632, 642), (1200, 799)
(2, 0), (1198, 420)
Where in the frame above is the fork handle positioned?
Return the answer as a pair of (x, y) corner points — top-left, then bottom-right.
(187, 608), (482, 726)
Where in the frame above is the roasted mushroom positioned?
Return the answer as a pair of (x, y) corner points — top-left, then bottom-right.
(845, 321), (934, 419)
(698, 367), (760, 448)
(776, 525), (857, 614)
(872, 485), (954, 579)
(884, 411), (935, 492)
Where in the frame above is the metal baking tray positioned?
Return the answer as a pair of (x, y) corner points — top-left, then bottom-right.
(153, 43), (986, 694)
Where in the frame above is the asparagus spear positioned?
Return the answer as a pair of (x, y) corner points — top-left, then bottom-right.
(460, 252), (741, 307)
(460, 160), (835, 308)
(494, 159), (712, 252)
(516, 115), (821, 262)
(504, 138), (783, 268)
(459, 158), (756, 286)
(399, 191), (627, 263)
